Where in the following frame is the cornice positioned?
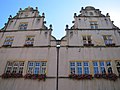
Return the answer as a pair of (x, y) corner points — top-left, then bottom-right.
(0, 29), (52, 33)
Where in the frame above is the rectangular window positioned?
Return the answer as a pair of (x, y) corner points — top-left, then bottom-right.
(100, 61), (106, 74)
(83, 62), (90, 74)
(19, 23), (28, 30)
(27, 61), (47, 74)
(93, 61), (113, 74)
(24, 36), (35, 47)
(70, 61), (90, 75)
(93, 62), (99, 74)
(90, 21), (98, 29)
(103, 35), (115, 46)
(115, 61), (120, 76)
(106, 61), (113, 74)
(5, 61), (24, 74)
(82, 36), (94, 46)
(3, 36), (14, 47)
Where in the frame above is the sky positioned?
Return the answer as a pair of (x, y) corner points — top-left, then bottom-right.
(0, 0), (120, 39)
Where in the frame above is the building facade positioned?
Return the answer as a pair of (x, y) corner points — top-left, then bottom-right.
(0, 6), (120, 90)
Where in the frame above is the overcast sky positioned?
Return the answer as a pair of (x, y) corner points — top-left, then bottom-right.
(0, 0), (120, 39)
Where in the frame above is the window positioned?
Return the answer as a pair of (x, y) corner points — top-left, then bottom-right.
(100, 61), (106, 74)
(83, 62), (90, 74)
(3, 36), (14, 47)
(27, 61), (47, 74)
(89, 12), (93, 16)
(24, 36), (35, 46)
(93, 61), (113, 74)
(115, 61), (120, 76)
(93, 62), (99, 74)
(19, 23), (28, 30)
(70, 61), (90, 75)
(103, 35), (115, 46)
(5, 61), (24, 74)
(90, 21), (98, 29)
(82, 36), (94, 46)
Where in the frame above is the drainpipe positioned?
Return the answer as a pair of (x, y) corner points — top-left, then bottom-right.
(56, 40), (60, 90)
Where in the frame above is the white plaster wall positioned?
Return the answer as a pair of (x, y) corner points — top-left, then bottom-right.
(66, 30), (120, 46)
(75, 17), (113, 29)
(58, 79), (120, 90)
(59, 47), (120, 76)
(6, 17), (44, 30)
(0, 47), (57, 76)
(0, 30), (53, 47)
(0, 78), (56, 90)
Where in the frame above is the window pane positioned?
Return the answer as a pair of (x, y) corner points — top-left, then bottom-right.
(6, 67), (12, 73)
(28, 67), (33, 74)
(100, 67), (106, 74)
(106, 61), (111, 66)
(35, 62), (40, 66)
(93, 62), (98, 66)
(34, 67), (40, 74)
(41, 68), (46, 74)
(70, 62), (75, 66)
(83, 36), (86, 40)
(108, 67), (112, 74)
(84, 67), (89, 74)
(28, 62), (34, 66)
(70, 67), (75, 74)
(77, 62), (82, 66)
(100, 62), (104, 66)
(12, 67), (18, 73)
(42, 62), (46, 66)
(77, 67), (82, 75)
(83, 62), (88, 66)
(19, 67), (23, 74)
(94, 67), (99, 74)
(19, 23), (28, 30)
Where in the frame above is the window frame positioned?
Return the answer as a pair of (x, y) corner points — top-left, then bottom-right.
(5, 61), (24, 74)
(70, 61), (90, 75)
(27, 61), (47, 75)
(82, 35), (94, 46)
(3, 36), (14, 47)
(115, 60), (120, 76)
(103, 35), (115, 46)
(24, 35), (35, 46)
(90, 21), (98, 29)
(93, 61), (113, 75)
(19, 22), (28, 30)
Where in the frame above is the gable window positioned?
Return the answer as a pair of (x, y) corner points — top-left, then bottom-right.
(103, 35), (115, 46)
(90, 21), (98, 29)
(3, 36), (14, 47)
(70, 61), (90, 75)
(89, 12), (93, 16)
(5, 61), (24, 74)
(115, 61), (120, 76)
(19, 23), (28, 30)
(82, 36), (94, 46)
(24, 36), (35, 47)
(27, 61), (47, 74)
